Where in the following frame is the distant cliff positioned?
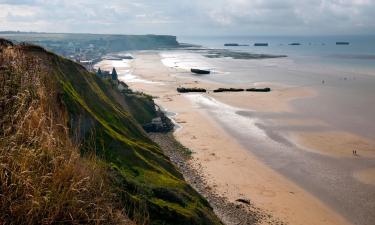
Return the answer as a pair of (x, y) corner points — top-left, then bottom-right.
(0, 39), (221, 225)
(0, 32), (180, 60)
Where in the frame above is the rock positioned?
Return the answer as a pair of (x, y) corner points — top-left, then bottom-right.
(177, 87), (207, 93)
(213, 88), (244, 93)
(246, 87), (271, 92)
(236, 198), (251, 205)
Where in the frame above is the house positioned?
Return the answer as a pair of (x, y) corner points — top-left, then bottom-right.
(111, 67), (118, 81)
(96, 67), (110, 78)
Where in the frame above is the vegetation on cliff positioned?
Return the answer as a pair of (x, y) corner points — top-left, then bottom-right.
(0, 39), (221, 225)
(0, 32), (180, 62)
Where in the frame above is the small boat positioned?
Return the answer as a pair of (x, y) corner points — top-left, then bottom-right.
(289, 43), (301, 46)
(191, 68), (210, 75)
(336, 42), (350, 45)
(254, 43), (268, 46)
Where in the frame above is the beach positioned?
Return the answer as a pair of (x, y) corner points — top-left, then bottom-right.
(95, 51), (375, 225)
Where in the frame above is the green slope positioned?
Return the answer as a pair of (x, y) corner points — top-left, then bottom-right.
(0, 40), (221, 225)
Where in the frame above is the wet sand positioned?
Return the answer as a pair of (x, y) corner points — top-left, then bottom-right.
(292, 131), (375, 158)
(209, 100), (375, 225)
(96, 51), (372, 225)
(212, 85), (316, 112)
(170, 96), (350, 225)
(354, 168), (375, 186)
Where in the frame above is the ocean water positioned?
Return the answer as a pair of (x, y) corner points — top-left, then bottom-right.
(178, 35), (375, 70)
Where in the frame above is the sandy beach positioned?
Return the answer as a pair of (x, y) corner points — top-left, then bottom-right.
(96, 51), (375, 225)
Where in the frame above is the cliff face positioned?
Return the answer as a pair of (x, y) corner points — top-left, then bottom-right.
(0, 39), (221, 225)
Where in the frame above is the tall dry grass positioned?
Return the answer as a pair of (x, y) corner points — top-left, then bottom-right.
(0, 44), (132, 224)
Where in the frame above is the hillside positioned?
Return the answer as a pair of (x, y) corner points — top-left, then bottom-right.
(0, 39), (221, 225)
(0, 32), (180, 63)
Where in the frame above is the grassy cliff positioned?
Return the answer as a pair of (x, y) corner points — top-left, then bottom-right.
(0, 39), (221, 225)
(0, 32), (180, 59)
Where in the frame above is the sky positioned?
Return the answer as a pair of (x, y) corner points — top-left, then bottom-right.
(0, 0), (374, 36)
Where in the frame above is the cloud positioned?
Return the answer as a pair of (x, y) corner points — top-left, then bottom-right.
(0, 0), (374, 35)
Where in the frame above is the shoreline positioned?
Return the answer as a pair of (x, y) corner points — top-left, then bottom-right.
(149, 132), (273, 225)
(168, 93), (350, 225)
(95, 51), (374, 225)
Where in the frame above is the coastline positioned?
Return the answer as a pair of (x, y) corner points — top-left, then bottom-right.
(169, 97), (349, 225)
(119, 51), (354, 225)
(149, 132), (269, 225)
(95, 51), (375, 225)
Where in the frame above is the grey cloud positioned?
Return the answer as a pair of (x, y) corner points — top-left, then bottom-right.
(0, 0), (374, 35)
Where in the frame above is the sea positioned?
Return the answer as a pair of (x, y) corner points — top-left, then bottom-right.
(179, 35), (375, 70)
